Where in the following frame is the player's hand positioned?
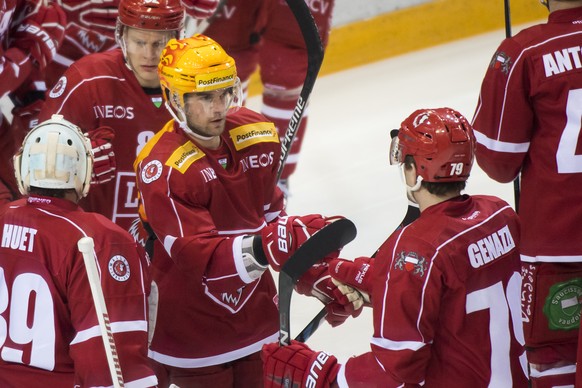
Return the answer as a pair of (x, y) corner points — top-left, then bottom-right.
(87, 126), (116, 184)
(262, 340), (339, 388)
(329, 257), (374, 306)
(182, 0), (220, 19)
(260, 215), (344, 271)
(11, 98), (44, 137)
(12, 3), (66, 69)
(296, 263), (363, 327)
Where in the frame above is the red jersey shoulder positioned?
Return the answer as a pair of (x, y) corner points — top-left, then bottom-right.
(47, 49), (126, 100)
(226, 106), (271, 127)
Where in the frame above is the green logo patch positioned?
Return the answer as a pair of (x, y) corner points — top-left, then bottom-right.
(543, 278), (582, 330)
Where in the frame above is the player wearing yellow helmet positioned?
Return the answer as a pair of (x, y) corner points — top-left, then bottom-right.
(134, 35), (359, 387)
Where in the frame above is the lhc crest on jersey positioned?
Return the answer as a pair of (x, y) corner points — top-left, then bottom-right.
(108, 255), (131, 281)
(49, 76), (67, 98)
(394, 251), (427, 278)
(489, 51), (512, 75)
(141, 160), (163, 183)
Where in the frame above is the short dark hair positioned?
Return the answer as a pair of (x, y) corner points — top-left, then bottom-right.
(29, 186), (72, 199)
(403, 155), (466, 196)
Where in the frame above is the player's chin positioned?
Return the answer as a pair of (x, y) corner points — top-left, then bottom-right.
(137, 67), (159, 80)
(207, 120), (226, 134)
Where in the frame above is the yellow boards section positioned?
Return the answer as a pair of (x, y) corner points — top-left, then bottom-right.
(248, 0), (546, 96)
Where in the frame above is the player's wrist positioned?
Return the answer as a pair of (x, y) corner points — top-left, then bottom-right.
(241, 236), (268, 280)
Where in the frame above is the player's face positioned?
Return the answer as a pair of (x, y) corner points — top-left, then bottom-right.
(124, 28), (174, 88)
(183, 88), (234, 137)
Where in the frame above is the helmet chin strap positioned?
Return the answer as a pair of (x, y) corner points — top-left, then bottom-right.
(406, 175), (423, 204)
(165, 101), (217, 142)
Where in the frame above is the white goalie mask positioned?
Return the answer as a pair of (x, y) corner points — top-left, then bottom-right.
(14, 115), (93, 198)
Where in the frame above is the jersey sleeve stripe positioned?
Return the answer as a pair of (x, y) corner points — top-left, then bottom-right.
(474, 129), (530, 153)
(71, 320), (147, 345)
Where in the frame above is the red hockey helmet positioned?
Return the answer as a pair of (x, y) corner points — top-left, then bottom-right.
(118, 0), (184, 31)
(390, 108), (475, 182)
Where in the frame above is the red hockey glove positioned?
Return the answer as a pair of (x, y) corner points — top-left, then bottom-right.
(87, 126), (116, 184)
(329, 257), (374, 306)
(182, 0), (220, 19)
(262, 340), (339, 388)
(296, 263), (363, 327)
(11, 98), (44, 136)
(260, 215), (343, 271)
(12, 3), (66, 69)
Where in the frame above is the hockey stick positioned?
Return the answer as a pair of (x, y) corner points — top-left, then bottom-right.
(295, 209), (420, 342)
(503, 0), (520, 212)
(295, 199), (419, 342)
(77, 237), (125, 388)
(279, 218), (357, 346)
(277, 0), (325, 180)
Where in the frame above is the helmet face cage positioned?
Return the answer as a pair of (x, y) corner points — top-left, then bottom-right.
(158, 35), (241, 121)
(390, 108), (475, 183)
(14, 115), (94, 198)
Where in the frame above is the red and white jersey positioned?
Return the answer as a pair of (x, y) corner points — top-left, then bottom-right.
(0, 0), (35, 99)
(203, 0), (274, 82)
(39, 49), (172, 231)
(338, 195), (528, 387)
(45, 0), (119, 88)
(471, 7), (582, 263)
(204, 0), (274, 52)
(0, 195), (156, 387)
(263, 0), (334, 48)
(135, 108), (285, 367)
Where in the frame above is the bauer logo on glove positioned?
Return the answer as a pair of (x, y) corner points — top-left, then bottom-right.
(261, 214), (338, 271)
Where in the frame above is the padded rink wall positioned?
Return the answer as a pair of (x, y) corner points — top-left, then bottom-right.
(248, 0), (547, 95)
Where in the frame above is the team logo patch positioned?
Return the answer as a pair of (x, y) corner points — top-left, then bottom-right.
(489, 51), (512, 75)
(108, 255), (130, 282)
(49, 76), (67, 98)
(394, 251), (427, 277)
(141, 160), (163, 183)
(543, 278), (582, 330)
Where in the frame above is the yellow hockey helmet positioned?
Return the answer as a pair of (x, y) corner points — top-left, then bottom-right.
(158, 34), (241, 118)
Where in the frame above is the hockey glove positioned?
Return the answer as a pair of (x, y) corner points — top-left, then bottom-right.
(87, 126), (116, 184)
(182, 0), (220, 19)
(262, 340), (339, 388)
(11, 98), (44, 137)
(259, 214), (344, 271)
(296, 263), (363, 327)
(329, 257), (374, 306)
(12, 3), (66, 69)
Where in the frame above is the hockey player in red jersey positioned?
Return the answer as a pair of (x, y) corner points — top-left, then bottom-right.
(471, 1), (582, 385)
(134, 34), (361, 387)
(204, 0), (336, 196)
(203, 0), (275, 97)
(0, 0), (66, 204)
(259, 0), (335, 193)
(38, 0), (185, 233)
(0, 115), (156, 387)
(262, 108), (529, 387)
(8, 0), (219, 133)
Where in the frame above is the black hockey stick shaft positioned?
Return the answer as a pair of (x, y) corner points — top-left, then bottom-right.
(277, 0), (325, 180)
(279, 218), (357, 346)
(503, 0), (520, 212)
